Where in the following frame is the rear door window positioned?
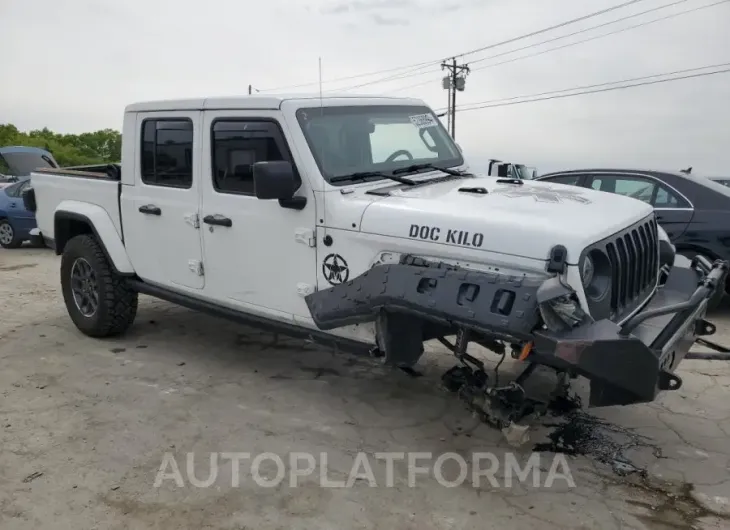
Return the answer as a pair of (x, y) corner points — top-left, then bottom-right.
(654, 186), (690, 208)
(589, 175), (657, 205)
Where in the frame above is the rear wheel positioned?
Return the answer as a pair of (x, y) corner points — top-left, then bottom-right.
(61, 234), (138, 337)
(0, 219), (22, 249)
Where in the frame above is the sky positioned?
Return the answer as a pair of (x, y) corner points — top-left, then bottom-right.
(1, 0), (729, 175)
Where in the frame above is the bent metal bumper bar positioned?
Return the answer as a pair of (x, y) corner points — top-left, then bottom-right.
(532, 256), (729, 407)
(305, 255), (728, 408)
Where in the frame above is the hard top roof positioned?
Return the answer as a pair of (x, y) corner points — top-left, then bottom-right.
(125, 94), (427, 113)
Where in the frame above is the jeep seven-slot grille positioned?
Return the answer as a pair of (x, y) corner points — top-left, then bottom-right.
(584, 216), (659, 321)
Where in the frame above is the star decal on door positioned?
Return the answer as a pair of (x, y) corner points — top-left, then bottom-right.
(322, 253), (350, 285)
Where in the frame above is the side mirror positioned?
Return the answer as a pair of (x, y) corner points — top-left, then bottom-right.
(253, 161), (297, 200)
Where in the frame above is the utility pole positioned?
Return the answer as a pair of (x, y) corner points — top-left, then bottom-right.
(441, 58), (469, 139)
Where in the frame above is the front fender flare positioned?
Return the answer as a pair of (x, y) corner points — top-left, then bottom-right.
(54, 201), (135, 275)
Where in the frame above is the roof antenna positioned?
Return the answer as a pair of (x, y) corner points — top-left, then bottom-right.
(318, 56), (324, 115)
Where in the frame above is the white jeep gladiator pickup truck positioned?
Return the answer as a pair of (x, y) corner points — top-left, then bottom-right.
(24, 94), (728, 427)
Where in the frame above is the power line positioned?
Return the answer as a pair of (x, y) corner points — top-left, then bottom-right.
(326, 64), (441, 93)
(381, 0), (728, 95)
(335, 0), (655, 92)
(439, 62), (730, 112)
(259, 60), (437, 93)
(468, 0), (690, 66)
(259, 0), (649, 92)
(449, 67), (730, 113)
(468, 0), (730, 74)
(455, 0), (648, 59)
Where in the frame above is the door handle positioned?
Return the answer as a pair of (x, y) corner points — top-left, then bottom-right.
(139, 204), (161, 215)
(203, 214), (232, 227)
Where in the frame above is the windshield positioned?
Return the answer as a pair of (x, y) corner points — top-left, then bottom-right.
(0, 150), (57, 176)
(295, 105), (463, 183)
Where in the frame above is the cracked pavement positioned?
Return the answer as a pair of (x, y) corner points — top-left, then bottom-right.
(1, 248), (730, 529)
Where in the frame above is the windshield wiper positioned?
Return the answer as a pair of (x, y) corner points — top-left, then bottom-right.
(392, 163), (471, 177)
(330, 171), (416, 185)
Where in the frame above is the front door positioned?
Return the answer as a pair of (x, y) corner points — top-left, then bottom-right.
(200, 111), (317, 320)
(121, 111), (205, 291)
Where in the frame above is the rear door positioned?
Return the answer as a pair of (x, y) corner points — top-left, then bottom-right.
(585, 173), (693, 241)
(121, 112), (205, 291)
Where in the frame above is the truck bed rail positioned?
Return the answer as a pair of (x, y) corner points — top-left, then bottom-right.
(33, 164), (121, 180)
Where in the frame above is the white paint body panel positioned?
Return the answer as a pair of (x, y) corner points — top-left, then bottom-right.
(29, 94), (658, 348)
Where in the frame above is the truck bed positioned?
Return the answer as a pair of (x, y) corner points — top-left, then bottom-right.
(30, 167), (123, 244)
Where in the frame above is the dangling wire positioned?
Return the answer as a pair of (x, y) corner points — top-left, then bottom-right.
(493, 351), (506, 387)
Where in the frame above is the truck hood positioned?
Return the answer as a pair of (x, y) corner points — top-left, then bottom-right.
(358, 176), (654, 263)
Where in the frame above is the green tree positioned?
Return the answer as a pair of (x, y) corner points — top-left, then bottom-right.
(0, 123), (122, 167)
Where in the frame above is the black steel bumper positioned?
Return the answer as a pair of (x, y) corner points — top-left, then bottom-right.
(305, 255), (728, 408)
(532, 257), (729, 407)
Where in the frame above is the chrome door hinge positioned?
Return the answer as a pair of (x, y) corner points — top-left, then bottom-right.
(295, 228), (316, 248)
(185, 213), (200, 229)
(189, 259), (204, 276)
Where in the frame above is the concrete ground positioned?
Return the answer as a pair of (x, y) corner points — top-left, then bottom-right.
(1, 247), (730, 530)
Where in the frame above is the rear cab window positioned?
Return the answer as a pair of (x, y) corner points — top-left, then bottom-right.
(140, 119), (194, 188)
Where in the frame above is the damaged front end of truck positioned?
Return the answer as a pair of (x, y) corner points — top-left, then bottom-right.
(305, 231), (729, 431)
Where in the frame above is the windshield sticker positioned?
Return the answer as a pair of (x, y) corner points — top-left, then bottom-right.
(491, 185), (592, 204)
(409, 224), (484, 248)
(409, 113), (439, 129)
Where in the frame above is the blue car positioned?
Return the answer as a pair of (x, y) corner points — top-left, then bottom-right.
(0, 178), (35, 248)
(0, 146), (58, 248)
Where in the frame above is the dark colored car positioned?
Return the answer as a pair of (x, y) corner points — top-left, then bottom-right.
(708, 176), (730, 188)
(536, 168), (730, 305)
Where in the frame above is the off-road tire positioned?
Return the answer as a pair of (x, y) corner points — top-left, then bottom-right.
(61, 234), (138, 337)
(0, 219), (22, 249)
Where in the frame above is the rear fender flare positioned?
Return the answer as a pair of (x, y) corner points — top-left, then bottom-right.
(54, 201), (135, 275)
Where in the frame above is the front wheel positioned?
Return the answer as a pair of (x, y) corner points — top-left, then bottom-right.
(0, 219), (22, 249)
(60, 234), (138, 337)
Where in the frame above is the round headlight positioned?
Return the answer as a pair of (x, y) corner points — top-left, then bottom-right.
(581, 255), (594, 287)
(583, 250), (612, 300)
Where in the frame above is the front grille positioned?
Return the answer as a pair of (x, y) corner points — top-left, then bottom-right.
(583, 215), (659, 321)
